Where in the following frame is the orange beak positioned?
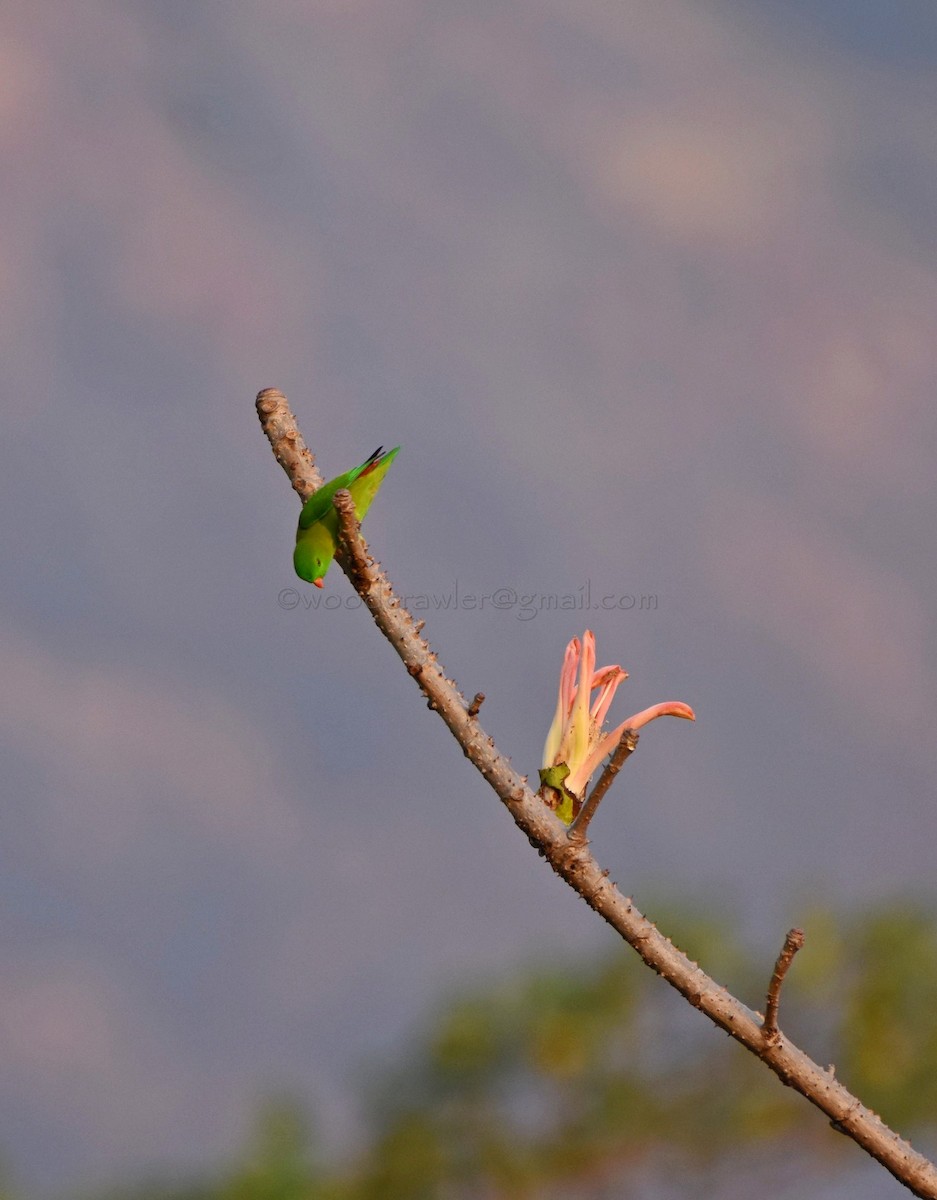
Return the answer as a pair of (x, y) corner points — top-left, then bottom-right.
(313, 578), (325, 588)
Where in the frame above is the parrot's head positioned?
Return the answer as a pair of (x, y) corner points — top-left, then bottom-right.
(308, 555), (329, 587)
(294, 544), (331, 588)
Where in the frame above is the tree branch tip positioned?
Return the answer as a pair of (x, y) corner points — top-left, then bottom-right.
(255, 386), (288, 413)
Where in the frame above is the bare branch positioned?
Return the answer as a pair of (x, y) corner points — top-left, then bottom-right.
(256, 387), (323, 503)
(567, 728), (639, 845)
(763, 927), (806, 1042)
(256, 388), (937, 1200)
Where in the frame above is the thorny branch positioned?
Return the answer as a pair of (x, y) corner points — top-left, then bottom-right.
(257, 387), (937, 1200)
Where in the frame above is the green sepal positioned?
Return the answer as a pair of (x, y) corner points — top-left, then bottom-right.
(538, 763), (577, 826)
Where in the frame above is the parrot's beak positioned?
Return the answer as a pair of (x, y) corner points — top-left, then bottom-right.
(313, 578), (325, 588)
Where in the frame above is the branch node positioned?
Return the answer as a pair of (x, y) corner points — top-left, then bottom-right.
(830, 1103), (860, 1136)
(467, 692), (485, 718)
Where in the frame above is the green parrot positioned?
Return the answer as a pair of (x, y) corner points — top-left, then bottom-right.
(294, 445), (400, 586)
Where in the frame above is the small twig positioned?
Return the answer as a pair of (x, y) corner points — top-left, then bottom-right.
(467, 693), (485, 718)
(763, 928), (806, 1041)
(567, 729), (639, 845)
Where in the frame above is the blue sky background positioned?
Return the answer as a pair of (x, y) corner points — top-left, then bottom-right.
(2, 1), (937, 1194)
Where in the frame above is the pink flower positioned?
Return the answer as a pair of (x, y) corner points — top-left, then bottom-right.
(540, 631), (694, 822)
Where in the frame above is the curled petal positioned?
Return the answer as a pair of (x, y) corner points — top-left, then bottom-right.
(591, 663), (623, 688)
(621, 701), (696, 730)
(567, 700), (695, 796)
(590, 665), (628, 727)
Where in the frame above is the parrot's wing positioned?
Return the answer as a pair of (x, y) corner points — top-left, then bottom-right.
(298, 481), (340, 529)
(297, 448), (384, 530)
(347, 446), (400, 523)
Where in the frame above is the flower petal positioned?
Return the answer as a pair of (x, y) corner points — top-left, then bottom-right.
(542, 636), (581, 768)
(590, 665), (628, 727)
(567, 630), (595, 770)
(620, 701), (696, 730)
(566, 701), (695, 796)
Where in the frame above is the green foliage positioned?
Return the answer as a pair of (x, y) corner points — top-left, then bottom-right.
(328, 896), (937, 1195)
(17, 897), (937, 1200)
(838, 903), (937, 1127)
(218, 1101), (322, 1200)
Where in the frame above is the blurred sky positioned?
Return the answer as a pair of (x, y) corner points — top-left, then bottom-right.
(2, 0), (937, 1193)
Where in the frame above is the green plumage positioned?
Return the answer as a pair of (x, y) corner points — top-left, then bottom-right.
(294, 446), (399, 586)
